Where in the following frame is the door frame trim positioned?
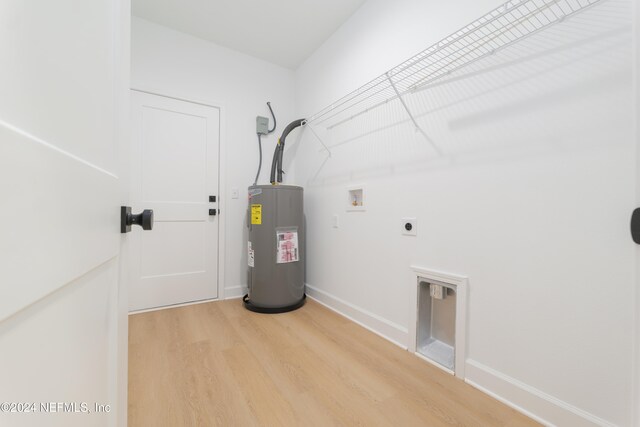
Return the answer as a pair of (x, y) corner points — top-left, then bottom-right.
(129, 86), (228, 301)
(634, 0), (640, 424)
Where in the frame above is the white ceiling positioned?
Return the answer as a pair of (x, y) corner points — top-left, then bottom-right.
(132, 0), (366, 69)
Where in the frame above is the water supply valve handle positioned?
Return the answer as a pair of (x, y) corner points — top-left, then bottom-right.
(121, 206), (154, 233)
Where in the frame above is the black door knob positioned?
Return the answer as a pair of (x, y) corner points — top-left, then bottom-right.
(121, 206), (154, 233)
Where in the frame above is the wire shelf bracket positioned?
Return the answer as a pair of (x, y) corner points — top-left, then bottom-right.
(385, 72), (441, 155)
(303, 122), (332, 157)
(307, 0), (604, 133)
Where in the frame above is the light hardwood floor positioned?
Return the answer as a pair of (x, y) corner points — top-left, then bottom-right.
(129, 298), (538, 426)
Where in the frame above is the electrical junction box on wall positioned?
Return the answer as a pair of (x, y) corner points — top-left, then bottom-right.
(256, 116), (269, 135)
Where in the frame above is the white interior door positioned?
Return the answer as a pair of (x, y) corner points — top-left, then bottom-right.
(129, 91), (220, 311)
(0, 1), (129, 427)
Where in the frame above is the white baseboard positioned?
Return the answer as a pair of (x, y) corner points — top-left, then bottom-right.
(305, 283), (409, 349)
(224, 285), (247, 300)
(465, 360), (617, 427)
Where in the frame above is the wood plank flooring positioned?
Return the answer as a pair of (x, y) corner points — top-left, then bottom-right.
(128, 299), (538, 426)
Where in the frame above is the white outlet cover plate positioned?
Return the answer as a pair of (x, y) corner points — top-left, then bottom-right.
(231, 188), (239, 199)
(402, 217), (417, 236)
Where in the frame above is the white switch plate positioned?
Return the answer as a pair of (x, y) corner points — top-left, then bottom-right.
(332, 214), (339, 228)
(231, 188), (239, 199)
(402, 217), (417, 236)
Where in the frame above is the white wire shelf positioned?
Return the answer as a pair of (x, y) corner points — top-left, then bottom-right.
(306, 0), (604, 142)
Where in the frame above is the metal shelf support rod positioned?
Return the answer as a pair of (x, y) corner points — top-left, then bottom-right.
(386, 72), (441, 155)
(304, 122), (332, 157)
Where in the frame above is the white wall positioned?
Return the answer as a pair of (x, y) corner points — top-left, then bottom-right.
(295, 0), (636, 425)
(131, 17), (297, 298)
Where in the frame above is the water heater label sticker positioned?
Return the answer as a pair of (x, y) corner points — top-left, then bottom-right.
(251, 204), (262, 225)
(248, 242), (254, 267)
(248, 188), (262, 198)
(276, 230), (299, 264)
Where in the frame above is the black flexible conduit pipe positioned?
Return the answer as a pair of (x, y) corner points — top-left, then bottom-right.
(269, 118), (306, 184)
(253, 102), (277, 186)
(269, 142), (280, 184)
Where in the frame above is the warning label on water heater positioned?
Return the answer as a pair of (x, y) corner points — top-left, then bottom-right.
(250, 204), (262, 225)
(276, 230), (299, 264)
(247, 242), (254, 267)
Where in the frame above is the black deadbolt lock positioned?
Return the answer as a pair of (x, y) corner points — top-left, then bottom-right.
(121, 206), (154, 233)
